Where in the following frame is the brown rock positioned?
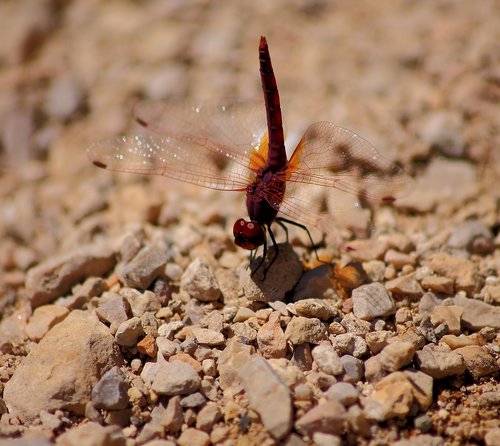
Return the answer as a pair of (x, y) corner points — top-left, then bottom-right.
(121, 244), (168, 289)
(257, 312), (287, 359)
(425, 253), (477, 295)
(455, 346), (498, 379)
(25, 304), (69, 341)
(385, 273), (424, 298)
(296, 399), (347, 435)
(344, 239), (388, 262)
(421, 275), (454, 295)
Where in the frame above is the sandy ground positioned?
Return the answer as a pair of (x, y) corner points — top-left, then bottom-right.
(0, 1), (499, 445)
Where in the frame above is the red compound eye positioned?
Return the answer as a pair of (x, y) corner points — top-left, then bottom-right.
(233, 218), (266, 250)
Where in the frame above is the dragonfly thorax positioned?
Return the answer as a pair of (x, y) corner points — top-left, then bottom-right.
(233, 218), (266, 250)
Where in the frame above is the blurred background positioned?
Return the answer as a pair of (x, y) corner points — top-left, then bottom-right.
(0, 0), (498, 260)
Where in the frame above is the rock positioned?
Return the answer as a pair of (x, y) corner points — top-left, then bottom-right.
(196, 402), (221, 432)
(455, 346), (498, 379)
(425, 253), (477, 295)
(334, 262), (370, 289)
(230, 322), (257, 343)
(384, 249), (416, 269)
(284, 317), (328, 344)
(45, 75), (84, 120)
(152, 360), (201, 396)
(25, 304), (69, 341)
(340, 355), (365, 382)
(26, 242), (116, 308)
(150, 396), (183, 433)
(192, 328), (225, 346)
(404, 369), (433, 411)
(485, 428), (500, 446)
(180, 392), (206, 408)
(378, 341), (416, 372)
(312, 343), (343, 375)
(414, 346), (466, 379)
(429, 305), (463, 335)
(453, 295), (500, 330)
(3, 311), (123, 421)
(233, 307), (256, 322)
(91, 366), (129, 410)
(362, 372), (414, 421)
(419, 110), (465, 157)
(137, 334), (157, 357)
(243, 243), (303, 302)
(95, 293), (130, 329)
(217, 341), (255, 395)
(385, 273), (424, 298)
(351, 283), (396, 320)
(238, 356), (292, 440)
(121, 244), (168, 289)
(296, 399), (347, 435)
(257, 312), (287, 359)
(177, 428), (210, 446)
(325, 382), (359, 406)
(55, 422), (125, 446)
(312, 433), (342, 446)
(344, 239), (388, 262)
(121, 288), (161, 317)
(365, 331), (393, 354)
(292, 298), (338, 321)
(447, 220), (494, 254)
(421, 276), (454, 295)
(346, 404), (371, 437)
(393, 434), (445, 446)
(115, 317), (144, 347)
(293, 264), (335, 301)
(180, 257), (221, 302)
(441, 334), (476, 349)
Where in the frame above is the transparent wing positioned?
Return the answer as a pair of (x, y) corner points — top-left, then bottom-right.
(287, 121), (411, 202)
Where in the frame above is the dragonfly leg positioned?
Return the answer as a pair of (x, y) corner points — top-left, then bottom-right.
(276, 217), (321, 262)
(250, 235), (268, 278)
(261, 224), (280, 280)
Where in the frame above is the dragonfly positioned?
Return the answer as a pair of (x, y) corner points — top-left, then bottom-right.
(88, 36), (410, 276)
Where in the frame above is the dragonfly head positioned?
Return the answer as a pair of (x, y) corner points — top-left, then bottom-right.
(233, 218), (266, 250)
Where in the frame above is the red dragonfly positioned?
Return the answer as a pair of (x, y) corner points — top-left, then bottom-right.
(88, 36), (409, 274)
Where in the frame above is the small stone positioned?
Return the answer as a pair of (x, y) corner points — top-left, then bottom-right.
(293, 264), (335, 301)
(366, 331), (392, 354)
(378, 341), (416, 372)
(340, 355), (365, 382)
(152, 361), (201, 396)
(425, 253), (477, 295)
(344, 239), (388, 262)
(95, 293), (130, 328)
(351, 283), (396, 321)
(429, 305), (463, 335)
(192, 328), (225, 346)
(257, 312), (287, 359)
(55, 422), (125, 446)
(419, 110), (465, 157)
(404, 369), (433, 411)
(45, 75), (84, 120)
(312, 344), (343, 376)
(325, 382), (359, 406)
(296, 399), (347, 435)
(455, 345), (498, 379)
(231, 322), (257, 343)
(346, 404), (371, 437)
(362, 372), (414, 421)
(158, 321), (184, 339)
(414, 414), (432, 432)
(385, 273), (424, 298)
(333, 262), (369, 290)
(137, 334), (157, 357)
(178, 428), (210, 446)
(217, 341), (255, 395)
(285, 317), (328, 345)
(293, 298), (338, 321)
(414, 346), (466, 379)
(92, 366), (129, 410)
(180, 392), (206, 408)
(115, 317), (144, 347)
(312, 433), (342, 446)
(384, 249), (415, 269)
(233, 307), (256, 322)
(196, 402), (221, 432)
(120, 288), (161, 318)
(447, 220), (494, 254)
(151, 396), (183, 433)
(421, 276), (454, 295)
(441, 334), (476, 349)
(180, 258), (221, 302)
(485, 428), (500, 446)
(238, 356), (292, 440)
(25, 304), (69, 341)
(121, 244), (168, 289)
(453, 295), (500, 330)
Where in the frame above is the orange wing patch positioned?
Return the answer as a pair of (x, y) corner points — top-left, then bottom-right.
(248, 131), (269, 171)
(286, 135), (305, 179)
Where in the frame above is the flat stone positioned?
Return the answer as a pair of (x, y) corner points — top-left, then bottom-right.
(430, 305), (463, 335)
(455, 345), (498, 379)
(256, 312), (287, 359)
(325, 382), (359, 406)
(178, 428), (210, 446)
(180, 257), (221, 302)
(115, 317), (144, 347)
(296, 399), (347, 435)
(425, 253), (477, 295)
(343, 239), (388, 262)
(285, 317), (328, 345)
(385, 273), (424, 298)
(293, 298), (338, 321)
(414, 346), (466, 379)
(55, 422), (125, 446)
(351, 283), (396, 320)
(91, 366), (129, 410)
(311, 344), (343, 375)
(121, 244), (168, 289)
(26, 242), (116, 308)
(3, 311), (123, 421)
(238, 356), (292, 440)
(25, 304), (69, 341)
(152, 360), (201, 396)
(378, 341), (416, 372)
(421, 276), (454, 295)
(453, 295), (500, 330)
(192, 327), (225, 346)
(95, 293), (130, 328)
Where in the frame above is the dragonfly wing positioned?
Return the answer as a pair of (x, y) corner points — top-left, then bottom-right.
(87, 133), (251, 191)
(287, 121), (412, 202)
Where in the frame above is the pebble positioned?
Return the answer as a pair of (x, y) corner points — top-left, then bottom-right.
(404, 369), (433, 411)
(293, 264), (335, 301)
(485, 429), (500, 446)
(230, 322), (257, 343)
(55, 422), (125, 446)
(313, 433), (342, 446)
(453, 295), (500, 330)
(285, 317), (328, 345)
(325, 382), (359, 406)
(95, 293), (130, 329)
(196, 402), (221, 431)
(151, 396), (183, 433)
(121, 244), (168, 289)
(257, 312), (287, 359)
(425, 253), (477, 295)
(311, 344), (344, 376)
(447, 220), (494, 254)
(344, 239), (388, 262)
(385, 273), (424, 298)
(180, 392), (206, 409)
(217, 341), (255, 395)
(292, 298), (338, 321)
(137, 334), (157, 357)
(414, 413), (433, 432)
(238, 356), (292, 440)
(340, 355), (365, 382)
(192, 327), (225, 346)
(243, 243), (303, 302)
(121, 289), (161, 318)
(45, 75), (84, 120)
(3, 311), (123, 421)
(421, 276), (454, 295)
(440, 334), (476, 349)
(414, 346), (466, 379)
(158, 321), (184, 340)
(384, 249), (415, 269)
(115, 317), (144, 347)
(178, 428), (210, 446)
(24, 304), (69, 341)
(455, 345), (498, 379)
(351, 282), (396, 320)
(91, 366), (129, 410)
(26, 242), (116, 308)
(180, 258), (221, 302)
(419, 110), (465, 157)
(378, 341), (416, 372)
(296, 399), (347, 436)
(152, 361), (201, 396)
(429, 305), (463, 335)
(233, 307), (256, 322)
